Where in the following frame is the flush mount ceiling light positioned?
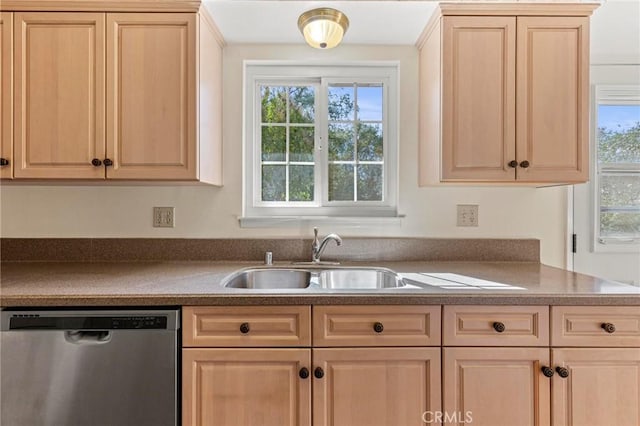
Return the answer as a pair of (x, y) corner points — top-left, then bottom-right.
(297, 8), (349, 49)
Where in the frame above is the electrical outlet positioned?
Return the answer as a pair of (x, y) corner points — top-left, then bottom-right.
(457, 204), (479, 227)
(153, 207), (175, 228)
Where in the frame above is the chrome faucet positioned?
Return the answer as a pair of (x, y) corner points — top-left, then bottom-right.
(311, 227), (342, 263)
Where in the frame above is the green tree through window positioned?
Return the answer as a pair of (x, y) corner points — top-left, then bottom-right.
(259, 82), (385, 204)
(597, 105), (640, 239)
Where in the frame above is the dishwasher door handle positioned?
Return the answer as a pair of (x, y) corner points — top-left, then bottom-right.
(64, 330), (112, 345)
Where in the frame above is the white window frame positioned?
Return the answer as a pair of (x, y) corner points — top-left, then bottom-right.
(242, 62), (399, 222)
(592, 85), (640, 253)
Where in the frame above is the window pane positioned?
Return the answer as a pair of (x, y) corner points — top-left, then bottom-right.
(357, 165), (383, 201)
(262, 165), (286, 201)
(290, 127), (314, 162)
(261, 86), (287, 123)
(289, 86), (315, 124)
(597, 105), (640, 164)
(261, 126), (286, 161)
(289, 165), (314, 201)
(357, 85), (383, 121)
(329, 123), (354, 161)
(600, 213), (640, 238)
(329, 164), (354, 201)
(600, 175), (640, 208)
(357, 122), (383, 161)
(329, 85), (354, 121)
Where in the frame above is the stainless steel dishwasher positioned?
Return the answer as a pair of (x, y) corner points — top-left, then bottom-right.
(0, 308), (179, 426)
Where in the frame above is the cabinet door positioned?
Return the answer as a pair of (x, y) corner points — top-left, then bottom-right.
(516, 17), (590, 182)
(0, 13), (12, 179)
(443, 347), (550, 426)
(14, 13), (105, 179)
(552, 348), (640, 426)
(182, 348), (311, 426)
(313, 347), (441, 426)
(441, 16), (516, 181)
(107, 13), (196, 180)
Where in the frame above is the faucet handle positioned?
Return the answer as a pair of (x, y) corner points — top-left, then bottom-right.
(313, 227), (318, 239)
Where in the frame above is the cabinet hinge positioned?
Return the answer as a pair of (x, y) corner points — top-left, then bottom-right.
(572, 234), (577, 253)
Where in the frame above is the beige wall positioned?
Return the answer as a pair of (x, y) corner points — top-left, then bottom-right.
(0, 44), (568, 267)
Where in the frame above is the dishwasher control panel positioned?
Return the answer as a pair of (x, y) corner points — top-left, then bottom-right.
(8, 315), (168, 330)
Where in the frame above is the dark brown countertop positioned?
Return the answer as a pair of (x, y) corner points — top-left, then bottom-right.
(1, 261), (639, 307)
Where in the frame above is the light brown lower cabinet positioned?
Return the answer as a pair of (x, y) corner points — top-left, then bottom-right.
(182, 305), (639, 426)
(313, 348), (441, 426)
(443, 347), (551, 426)
(551, 348), (640, 426)
(182, 348), (311, 426)
(182, 305), (442, 426)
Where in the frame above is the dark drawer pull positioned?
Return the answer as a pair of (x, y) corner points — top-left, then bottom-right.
(519, 160), (530, 168)
(541, 366), (554, 378)
(492, 322), (506, 333)
(373, 322), (384, 333)
(508, 160), (518, 168)
(556, 366), (570, 378)
(239, 322), (250, 334)
(299, 367), (309, 379)
(601, 323), (616, 334)
(103, 158), (113, 167)
(91, 158), (102, 167)
(314, 367), (324, 379)
(0, 158), (9, 166)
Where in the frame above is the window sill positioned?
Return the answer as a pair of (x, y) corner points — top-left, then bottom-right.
(239, 215), (404, 228)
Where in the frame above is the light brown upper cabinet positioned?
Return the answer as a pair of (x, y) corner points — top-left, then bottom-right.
(0, 13), (13, 178)
(107, 13), (196, 180)
(14, 12), (105, 179)
(2, 2), (223, 184)
(418, 4), (597, 185)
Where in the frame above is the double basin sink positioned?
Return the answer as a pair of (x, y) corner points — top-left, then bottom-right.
(222, 266), (405, 290)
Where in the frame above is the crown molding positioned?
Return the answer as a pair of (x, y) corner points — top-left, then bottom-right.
(1, 0), (201, 12)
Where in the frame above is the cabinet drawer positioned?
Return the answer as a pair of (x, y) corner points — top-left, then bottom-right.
(313, 305), (441, 347)
(551, 306), (640, 347)
(183, 306), (311, 347)
(443, 305), (549, 346)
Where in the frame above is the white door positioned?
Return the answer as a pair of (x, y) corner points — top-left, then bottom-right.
(572, 66), (640, 285)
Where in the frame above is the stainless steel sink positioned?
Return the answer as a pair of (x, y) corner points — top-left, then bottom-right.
(223, 268), (311, 289)
(222, 266), (406, 290)
(318, 268), (405, 289)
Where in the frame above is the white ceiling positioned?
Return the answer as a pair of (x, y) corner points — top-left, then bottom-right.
(202, 1), (440, 45)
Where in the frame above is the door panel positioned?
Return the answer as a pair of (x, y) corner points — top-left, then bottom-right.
(14, 12), (105, 178)
(107, 13), (196, 180)
(516, 17), (589, 182)
(1, 13), (12, 179)
(443, 347), (550, 426)
(182, 348), (311, 426)
(552, 348), (640, 426)
(313, 347), (441, 426)
(441, 16), (516, 181)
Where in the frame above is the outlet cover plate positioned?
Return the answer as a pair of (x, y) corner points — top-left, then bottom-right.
(457, 204), (479, 227)
(153, 207), (175, 228)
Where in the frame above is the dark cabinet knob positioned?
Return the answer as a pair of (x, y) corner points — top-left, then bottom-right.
(373, 322), (384, 333)
(556, 366), (570, 378)
(493, 322), (506, 333)
(601, 323), (616, 334)
(299, 367), (310, 379)
(239, 322), (250, 334)
(103, 158), (113, 167)
(541, 366), (555, 378)
(508, 160), (518, 168)
(0, 158), (9, 166)
(314, 367), (324, 379)
(519, 160), (530, 168)
(91, 158), (102, 167)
